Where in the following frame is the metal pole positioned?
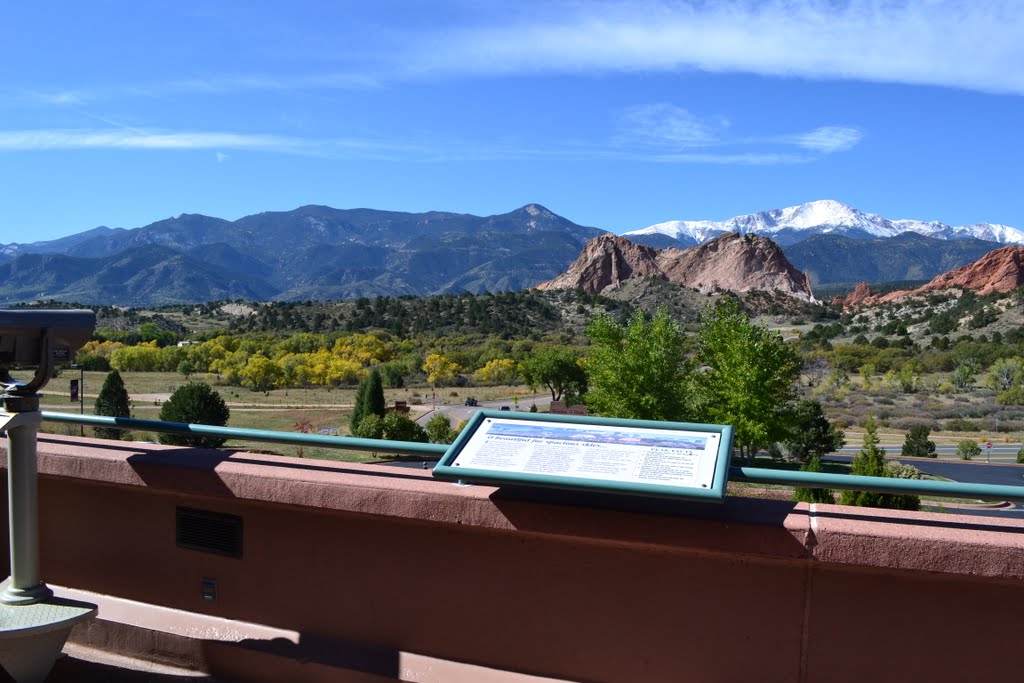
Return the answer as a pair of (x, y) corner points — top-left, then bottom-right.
(79, 364), (85, 437)
(1, 397), (52, 605)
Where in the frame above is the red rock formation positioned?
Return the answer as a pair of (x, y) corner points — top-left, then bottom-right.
(834, 282), (877, 309)
(534, 233), (663, 294)
(875, 245), (1024, 304)
(658, 232), (813, 300)
(536, 232), (814, 300)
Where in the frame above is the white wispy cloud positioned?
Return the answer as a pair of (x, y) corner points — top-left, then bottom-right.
(790, 126), (863, 153)
(0, 129), (310, 153)
(619, 104), (725, 148)
(614, 103), (861, 162)
(0, 128), (435, 162)
(21, 72), (382, 108)
(0, 111), (858, 167)
(409, 0), (1024, 95)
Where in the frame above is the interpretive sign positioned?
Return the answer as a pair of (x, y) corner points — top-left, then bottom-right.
(433, 410), (733, 502)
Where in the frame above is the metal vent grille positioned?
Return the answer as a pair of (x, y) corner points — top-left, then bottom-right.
(176, 507), (243, 558)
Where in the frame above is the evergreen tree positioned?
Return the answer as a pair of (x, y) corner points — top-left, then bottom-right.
(93, 370), (131, 440)
(158, 382), (230, 449)
(349, 379), (369, 432)
(793, 453), (835, 504)
(840, 415), (918, 510)
(901, 425), (937, 458)
(840, 415), (886, 507)
(785, 399), (845, 462)
(349, 369), (386, 432)
(364, 369), (386, 419)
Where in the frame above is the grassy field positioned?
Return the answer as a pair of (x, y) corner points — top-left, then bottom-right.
(29, 369), (535, 461)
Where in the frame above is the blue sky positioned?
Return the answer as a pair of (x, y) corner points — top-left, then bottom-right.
(1, 0), (1021, 244)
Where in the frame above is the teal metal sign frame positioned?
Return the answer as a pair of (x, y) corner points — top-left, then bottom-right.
(433, 410), (734, 502)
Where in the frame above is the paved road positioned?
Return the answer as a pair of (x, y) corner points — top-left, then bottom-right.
(414, 393), (552, 426)
(836, 443), (1020, 465)
(829, 453), (1024, 518)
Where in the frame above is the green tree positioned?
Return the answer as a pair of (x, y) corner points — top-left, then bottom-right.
(901, 425), (937, 458)
(784, 399), (845, 462)
(349, 369), (386, 432)
(949, 359), (979, 390)
(426, 413), (458, 444)
(353, 411), (428, 443)
(351, 413), (384, 439)
(518, 348), (587, 402)
(840, 415), (918, 510)
(840, 415), (887, 508)
(957, 439), (981, 460)
(93, 370), (131, 440)
(583, 308), (692, 421)
(177, 359), (197, 379)
(793, 453), (834, 504)
(158, 382), (231, 449)
(694, 298), (800, 463)
(377, 362), (407, 388)
(985, 357), (1024, 391)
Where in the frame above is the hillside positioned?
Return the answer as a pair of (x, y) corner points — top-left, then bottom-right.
(785, 232), (1000, 286)
(0, 204), (602, 306)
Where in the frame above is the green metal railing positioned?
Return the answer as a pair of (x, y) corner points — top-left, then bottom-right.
(40, 411), (1024, 504)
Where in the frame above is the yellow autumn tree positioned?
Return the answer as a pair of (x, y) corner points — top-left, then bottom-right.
(423, 353), (460, 387)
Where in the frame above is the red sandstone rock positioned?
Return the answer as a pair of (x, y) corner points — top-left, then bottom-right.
(537, 232), (814, 300)
(875, 245), (1024, 304)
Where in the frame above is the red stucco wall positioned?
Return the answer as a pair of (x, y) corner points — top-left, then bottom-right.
(5, 435), (1024, 682)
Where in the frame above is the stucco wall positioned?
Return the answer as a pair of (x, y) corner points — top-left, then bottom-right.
(4, 435), (1024, 682)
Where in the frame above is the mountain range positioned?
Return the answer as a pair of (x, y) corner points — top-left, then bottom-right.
(0, 200), (1018, 306)
(0, 204), (602, 306)
(623, 199), (1024, 248)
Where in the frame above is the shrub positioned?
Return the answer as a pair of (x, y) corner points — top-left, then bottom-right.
(158, 383), (230, 449)
(426, 413), (458, 444)
(957, 440), (981, 460)
(381, 412), (428, 443)
(944, 418), (977, 432)
(886, 462), (924, 480)
(1017, 448), (1024, 465)
(997, 385), (1024, 405)
(889, 417), (941, 432)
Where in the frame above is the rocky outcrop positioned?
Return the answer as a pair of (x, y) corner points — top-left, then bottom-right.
(902, 246), (1024, 297)
(842, 246), (1024, 307)
(536, 232), (814, 300)
(657, 232), (813, 299)
(833, 282), (876, 309)
(535, 233), (663, 294)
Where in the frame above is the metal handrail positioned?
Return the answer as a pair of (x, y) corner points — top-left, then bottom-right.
(41, 411), (446, 457)
(40, 411), (1024, 503)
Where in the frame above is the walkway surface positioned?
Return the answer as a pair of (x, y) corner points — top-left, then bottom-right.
(39, 645), (216, 682)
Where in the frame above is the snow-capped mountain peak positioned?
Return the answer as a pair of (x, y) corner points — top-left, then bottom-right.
(623, 201), (1023, 247)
